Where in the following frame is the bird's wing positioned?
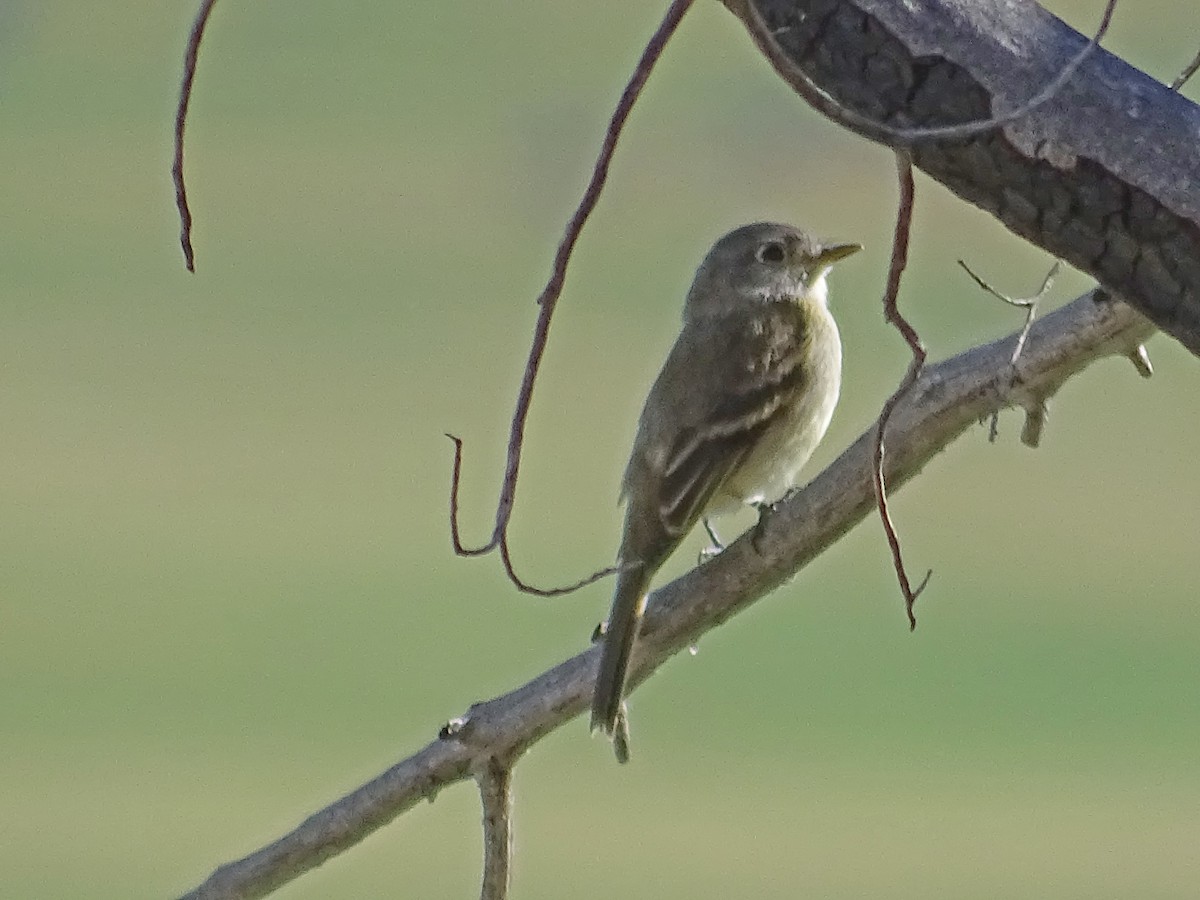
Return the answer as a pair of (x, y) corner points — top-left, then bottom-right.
(633, 306), (811, 540)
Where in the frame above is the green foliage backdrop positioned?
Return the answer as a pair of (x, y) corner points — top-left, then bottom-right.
(2, 1), (1197, 897)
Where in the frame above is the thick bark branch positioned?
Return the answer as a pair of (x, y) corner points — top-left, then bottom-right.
(177, 288), (1152, 900)
(723, 0), (1200, 355)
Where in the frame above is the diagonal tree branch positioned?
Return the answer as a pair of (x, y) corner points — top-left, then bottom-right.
(729, 0), (1116, 145)
(722, 0), (1200, 356)
(176, 287), (1153, 900)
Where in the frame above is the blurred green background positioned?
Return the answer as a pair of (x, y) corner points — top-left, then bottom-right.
(2, 1), (1198, 897)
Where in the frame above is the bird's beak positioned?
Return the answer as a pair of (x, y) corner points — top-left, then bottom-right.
(815, 242), (863, 266)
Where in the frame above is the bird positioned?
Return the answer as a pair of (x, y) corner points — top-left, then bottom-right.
(590, 221), (860, 759)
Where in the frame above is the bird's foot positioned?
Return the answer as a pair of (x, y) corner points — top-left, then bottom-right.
(697, 517), (725, 564)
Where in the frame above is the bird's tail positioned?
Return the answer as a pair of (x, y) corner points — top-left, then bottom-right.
(590, 565), (650, 744)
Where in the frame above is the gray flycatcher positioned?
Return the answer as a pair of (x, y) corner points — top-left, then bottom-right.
(591, 221), (861, 759)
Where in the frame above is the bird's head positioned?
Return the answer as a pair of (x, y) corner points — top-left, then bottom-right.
(686, 221), (861, 317)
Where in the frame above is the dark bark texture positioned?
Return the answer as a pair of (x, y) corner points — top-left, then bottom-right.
(724, 0), (1200, 355)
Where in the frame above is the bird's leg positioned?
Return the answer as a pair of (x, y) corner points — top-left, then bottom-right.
(702, 517), (724, 548)
(698, 517), (725, 563)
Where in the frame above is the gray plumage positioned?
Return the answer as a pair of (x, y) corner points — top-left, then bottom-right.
(591, 222), (860, 754)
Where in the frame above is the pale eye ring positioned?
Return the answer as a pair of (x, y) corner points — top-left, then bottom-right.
(756, 241), (786, 264)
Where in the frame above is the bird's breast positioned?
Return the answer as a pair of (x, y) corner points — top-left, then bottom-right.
(712, 307), (841, 512)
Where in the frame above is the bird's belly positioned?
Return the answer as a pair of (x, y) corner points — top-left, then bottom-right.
(709, 364), (840, 515)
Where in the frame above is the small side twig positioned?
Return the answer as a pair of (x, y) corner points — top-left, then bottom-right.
(446, 0), (695, 596)
(1170, 47), (1200, 90)
(737, 0), (1117, 146)
(1126, 343), (1154, 378)
(611, 705), (632, 765)
(172, 0), (221, 272)
(958, 260), (1061, 442)
(874, 152), (932, 630)
(477, 760), (514, 900)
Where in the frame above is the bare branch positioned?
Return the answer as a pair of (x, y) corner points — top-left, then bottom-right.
(729, 0), (1116, 145)
(172, 0), (220, 272)
(477, 760), (514, 900)
(177, 288), (1153, 900)
(872, 152), (930, 630)
(446, 0), (695, 595)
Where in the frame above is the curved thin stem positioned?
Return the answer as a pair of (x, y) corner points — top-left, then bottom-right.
(172, 0), (221, 272)
(445, 0), (696, 595)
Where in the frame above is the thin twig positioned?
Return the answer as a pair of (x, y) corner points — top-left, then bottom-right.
(739, 0), (1117, 145)
(1170, 47), (1200, 90)
(172, 0), (220, 272)
(446, 434), (490, 557)
(873, 152), (932, 630)
(958, 260), (1061, 441)
(446, 0), (695, 596)
(477, 760), (514, 900)
(447, 436), (620, 593)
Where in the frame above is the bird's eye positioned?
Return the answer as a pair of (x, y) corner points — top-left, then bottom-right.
(756, 241), (786, 264)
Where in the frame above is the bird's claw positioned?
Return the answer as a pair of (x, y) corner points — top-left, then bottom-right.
(698, 517), (725, 564)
